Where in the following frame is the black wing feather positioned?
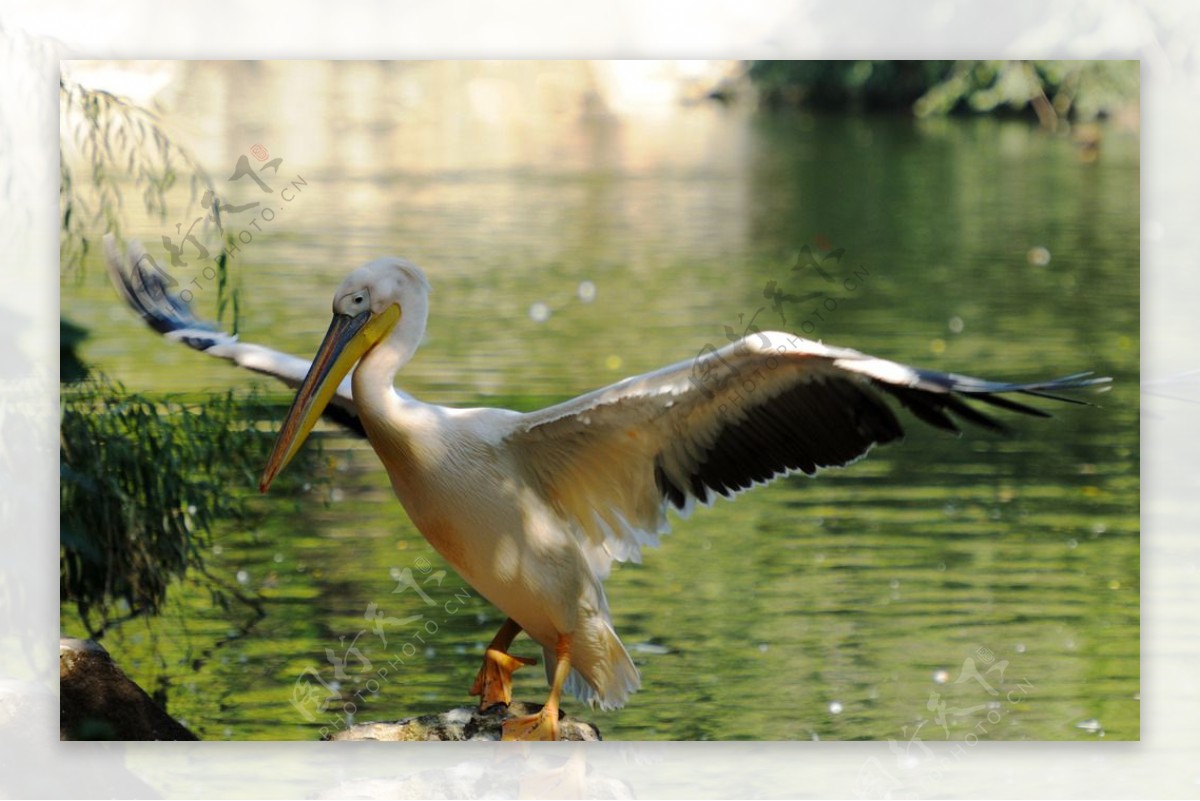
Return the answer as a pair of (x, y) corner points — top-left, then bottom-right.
(658, 363), (1108, 509)
(105, 236), (368, 439)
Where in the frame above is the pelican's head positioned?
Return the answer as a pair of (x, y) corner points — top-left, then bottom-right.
(259, 257), (430, 493)
(333, 256), (431, 324)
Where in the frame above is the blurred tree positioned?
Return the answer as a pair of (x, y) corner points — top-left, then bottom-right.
(747, 60), (1138, 124)
(912, 60), (1138, 125)
(750, 60), (954, 111)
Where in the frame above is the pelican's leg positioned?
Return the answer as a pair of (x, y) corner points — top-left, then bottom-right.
(470, 617), (536, 709)
(501, 633), (571, 741)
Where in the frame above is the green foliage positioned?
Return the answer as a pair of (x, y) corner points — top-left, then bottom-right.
(750, 60), (954, 111)
(747, 60), (1138, 122)
(58, 80), (276, 639)
(60, 317), (90, 384)
(59, 79), (240, 331)
(912, 60), (1138, 123)
(59, 375), (317, 636)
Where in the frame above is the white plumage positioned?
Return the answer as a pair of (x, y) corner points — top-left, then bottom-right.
(106, 236), (1108, 739)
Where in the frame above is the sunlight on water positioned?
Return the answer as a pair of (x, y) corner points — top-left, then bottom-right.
(61, 62), (1138, 741)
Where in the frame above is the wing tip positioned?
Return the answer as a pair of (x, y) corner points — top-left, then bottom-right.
(879, 366), (1111, 436)
(105, 235), (224, 349)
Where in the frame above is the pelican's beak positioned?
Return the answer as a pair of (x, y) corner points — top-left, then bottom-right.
(259, 303), (400, 493)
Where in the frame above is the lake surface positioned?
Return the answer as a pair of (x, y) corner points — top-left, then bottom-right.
(60, 61), (1139, 741)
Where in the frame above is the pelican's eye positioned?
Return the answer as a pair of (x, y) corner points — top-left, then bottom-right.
(339, 290), (371, 314)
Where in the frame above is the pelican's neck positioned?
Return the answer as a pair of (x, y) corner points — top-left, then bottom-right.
(349, 316), (434, 503)
(351, 308), (427, 429)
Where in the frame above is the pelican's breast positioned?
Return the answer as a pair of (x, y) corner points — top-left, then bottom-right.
(362, 402), (596, 644)
(412, 516), (468, 573)
(363, 406), (515, 576)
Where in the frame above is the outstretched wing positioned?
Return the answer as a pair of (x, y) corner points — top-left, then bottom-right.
(506, 330), (1109, 575)
(104, 235), (365, 436)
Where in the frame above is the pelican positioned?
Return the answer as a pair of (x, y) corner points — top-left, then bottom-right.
(105, 237), (1109, 740)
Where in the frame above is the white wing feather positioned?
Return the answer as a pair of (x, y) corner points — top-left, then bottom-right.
(507, 331), (1107, 578)
(104, 235), (359, 416)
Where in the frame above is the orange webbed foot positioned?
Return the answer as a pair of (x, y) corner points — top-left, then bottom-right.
(470, 648), (536, 709)
(501, 704), (561, 741)
(501, 632), (571, 741)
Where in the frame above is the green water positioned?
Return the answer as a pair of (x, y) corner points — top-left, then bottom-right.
(60, 62), (1138, 741)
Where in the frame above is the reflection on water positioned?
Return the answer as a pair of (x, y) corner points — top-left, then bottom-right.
(61, 62), (1138, 741)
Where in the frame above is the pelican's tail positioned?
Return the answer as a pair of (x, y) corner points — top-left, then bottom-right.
(549, 618), (641, 711)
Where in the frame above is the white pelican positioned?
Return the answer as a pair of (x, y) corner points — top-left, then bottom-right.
(105, 237), (1109, 740)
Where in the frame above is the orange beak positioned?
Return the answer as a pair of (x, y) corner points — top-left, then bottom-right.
(259, 303), (400, 492)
